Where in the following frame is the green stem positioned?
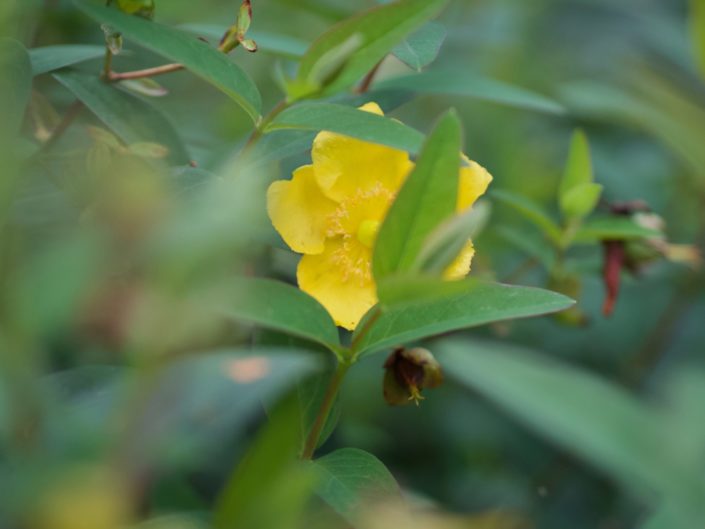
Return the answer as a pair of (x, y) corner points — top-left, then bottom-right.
(349, 307), (381, 360)
(242, 99), (289, 154)
(301, 360), (350, 460)
(102, 47), (113, 80)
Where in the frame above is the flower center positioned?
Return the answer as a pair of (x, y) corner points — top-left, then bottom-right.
(356, 219), (380, 248)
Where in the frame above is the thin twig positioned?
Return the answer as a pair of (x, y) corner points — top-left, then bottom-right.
(38, 100), (84, 153)
(107, 62), (185, 82)
(356, 60), (383, 94)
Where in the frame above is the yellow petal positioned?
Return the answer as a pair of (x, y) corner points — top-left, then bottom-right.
(458, 157), (493, 211)
(266, 165), (338, 255)
(297, 237), (377, 330)
(312, 103), (412, 202)
(443, 240), (475, 280)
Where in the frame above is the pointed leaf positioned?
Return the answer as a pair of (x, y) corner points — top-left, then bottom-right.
(559, 130), (601, 219)
(222, 277), (341, 354)
(53, 70), (190, 164)
(491, 189), (562, 244)
(373, 110), (461, 281)
(352, 280), (574, 356)
(412, 200), (491, 275)
(264, 102), (424, 154)
(294, 0), (449, 99)
(375, 70), (566, 115)
(29, 44), (106, 76)
(440, 339), (705, 521)
(313, 448), (400, 523)
(392, 21), (446, 71)
(75, 0), (261, 121)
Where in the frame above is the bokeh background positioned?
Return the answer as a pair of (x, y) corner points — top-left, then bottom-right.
(1, 1), (704, 528)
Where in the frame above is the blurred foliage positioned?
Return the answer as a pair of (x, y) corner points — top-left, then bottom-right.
(1, 1), (704, 529)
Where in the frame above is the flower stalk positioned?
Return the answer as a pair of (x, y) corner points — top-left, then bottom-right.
(301, 360), (350, 460)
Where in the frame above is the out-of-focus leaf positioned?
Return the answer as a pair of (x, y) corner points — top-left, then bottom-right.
(572, 216), (661, 243)
(691, 0), (705, 79)
(560, 182), (602, 220)
(312, 448), (400, 523)
(53, 70), (190, 164)
(0, 38), (31, 139)
(8, 234), (105, 336)
(440, 339), (705, 524)
(373, 110), (461, 281)
(559, 130), (602, 219)
(392, 21), (446, 71)
(222, 277), (341, 354)
(491, 189), (562, 245)
(181, 24), (308, 59)
(291, 0), (449, 99)
(352, 280), (574, 356)
(264, 102), (424, 154)
(412, 201), (491, 275)
(375, 70), (566, 115)
(138, 349), (319, 467)
(214, 396), (318, 529)
(29, 44), (106, 76)
(75, 1), (262, 121)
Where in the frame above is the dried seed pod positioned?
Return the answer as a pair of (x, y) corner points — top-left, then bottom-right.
(383, 347), (443, 406)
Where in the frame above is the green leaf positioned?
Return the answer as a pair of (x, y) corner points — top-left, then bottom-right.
(392, 21), (446, 71)
(0, 38), (31, 139)
(560, 182), (603, 220)
(373, 110), (461, 281)
(691, 0), (705, 79)
(440, 339), (705, 522)
(181, 24), (309, 59)
(559, 130), (592, 197)
(214, 396), (318, 529)
(74, 1), (262, 122)
(264, 102), (424, 154)
(573, 216), (662, 243)
(29, 44), (106, 76)
(559, 130), (601, 219)
(375, 70), (566, 115)
(53, 70), (190, 164)
(491, 189), (562, 245)
(352, 280), (574, 356)
(222, 277), (341, 354)
(412, 200), (491, 275)
(138, 348), (320, 466)
(312, 448), (400, 523)
(293, 0), (449, 99)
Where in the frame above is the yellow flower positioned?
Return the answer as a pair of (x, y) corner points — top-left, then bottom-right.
(267, 103), (492, 330)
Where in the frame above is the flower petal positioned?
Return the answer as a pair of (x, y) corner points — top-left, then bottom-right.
(267, 165), (338, 255)
(458, 157), (493, 211)
(443, 240), (475, 280)
(312, 103), (412, 202)
(297, 238), (377, 330)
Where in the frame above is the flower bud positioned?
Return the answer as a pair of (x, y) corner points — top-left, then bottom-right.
(383, 347), (443, 406)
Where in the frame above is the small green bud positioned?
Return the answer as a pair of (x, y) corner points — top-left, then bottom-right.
(237, 0), (253, 36)
(383, 347), (443, 406)
(240, 38), (258, 53)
